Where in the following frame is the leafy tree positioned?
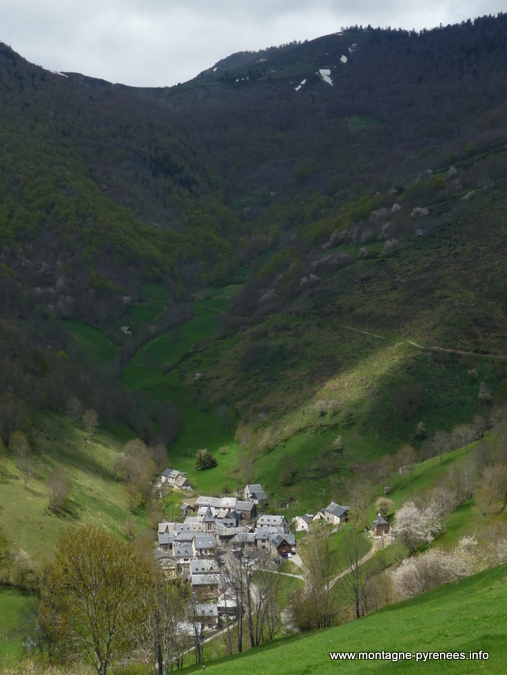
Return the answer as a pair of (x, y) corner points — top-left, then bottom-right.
(39, 524), (151, 675)
(375, 497), (394, 517)
(114, 438), (156, 507)
(195, 449), (217, 471)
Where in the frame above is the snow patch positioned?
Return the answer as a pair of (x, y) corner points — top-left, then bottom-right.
(50, 70), (68, 78)
(318, 69), (333, 86)
(340, 55), (348, 64)
(257, 58), (267, 62)
(294, 78), (307, 92)
(348, 43), (358, 54)
(213, 67), (217, 72)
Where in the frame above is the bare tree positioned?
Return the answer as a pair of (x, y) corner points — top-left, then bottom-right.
(451, 424), (475, 453)
(149, 443), (167, 473)
(482, 463), (507, 502)
(251, 558), (284, 645)
(289, 536), (336, 630)
(346, 476), (374, 524)
(446, 458), (477, 506)
(135, 570), (190, 674)
(66, 396), (83, 422)
(377, 455), (394, 488)
(82, 409), (99, 439)
(430, 485), (456, 533)
(10, 431), (34, 489)
(340, 530), (371, 619)
(239, 453), (253, 485)
(0, 436), (7, 461)
(397, 444), (417, 480)
(9, 430), (30, 458)
(433, 430), (450, 465)
(47, 467), (71, 513)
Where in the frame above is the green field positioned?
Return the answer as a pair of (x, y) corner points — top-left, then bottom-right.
(122, 291), (242, 493)
(0, 588), (34, 663)
(185, 563), (507, 674)
(0, 413), (143, 560)
(63, 319), (117, 365)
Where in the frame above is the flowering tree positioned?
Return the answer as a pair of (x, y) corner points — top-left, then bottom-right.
(393, 501), (440, 554)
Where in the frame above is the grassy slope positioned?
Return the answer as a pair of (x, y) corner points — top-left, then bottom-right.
(121, 286), (243, 493)
(64, 182), (507, 515)
(187, 563), (507, 674)
(0, 413), (141, 561)
(0, 588), (33, 663)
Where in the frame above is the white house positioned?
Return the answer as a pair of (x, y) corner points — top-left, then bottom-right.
(323, 502), (350, 526)
(257, 515), (288, 532)
(244, 484), (267, 504)
(292, 514), (314, 532)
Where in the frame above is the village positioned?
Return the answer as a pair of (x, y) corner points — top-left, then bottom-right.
(153, 468), (392, 635)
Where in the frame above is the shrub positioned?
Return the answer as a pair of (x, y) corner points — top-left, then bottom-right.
(195, 449), (217, 471)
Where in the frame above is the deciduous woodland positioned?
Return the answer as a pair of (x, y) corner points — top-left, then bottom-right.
(2, 13), (507, 674)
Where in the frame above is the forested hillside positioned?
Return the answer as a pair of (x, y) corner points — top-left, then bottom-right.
(2, 14), (507, 522)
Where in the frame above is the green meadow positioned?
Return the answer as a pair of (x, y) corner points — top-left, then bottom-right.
(0, 413), (142, 560)
(185, 563), (507, 674)
(0, 588), (33, 663)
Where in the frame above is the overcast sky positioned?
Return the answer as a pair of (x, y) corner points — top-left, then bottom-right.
(0, 1), (505, 87)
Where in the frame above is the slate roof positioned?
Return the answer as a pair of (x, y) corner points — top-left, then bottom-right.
(257, 515), (287, 528)
(153, 547), (173, 562)
(372, 514), (390, 527)
(190, 560), (219, 575)
(236, 500), (255, 512)
(158, 533), (174, 546)
(324, 502), (350, 518)
(194, 535), (217, 550)
(204, 507), (215, 523)
(174, 531), (194, 543)
(245, 484), (268, 501)
(299, 514), (314, 525)
(193, 604), (218, 618)
(174, 545), (193, 558)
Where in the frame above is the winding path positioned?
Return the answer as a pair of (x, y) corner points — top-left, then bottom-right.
(340, 324), (507, 360)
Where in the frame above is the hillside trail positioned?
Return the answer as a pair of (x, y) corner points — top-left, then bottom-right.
(340, 324), (507, 360)
(326, 537), (389, 591)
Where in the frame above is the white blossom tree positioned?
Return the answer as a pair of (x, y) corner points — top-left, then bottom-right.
(393, 501), (440, 554)
(393, 536), (480, 600)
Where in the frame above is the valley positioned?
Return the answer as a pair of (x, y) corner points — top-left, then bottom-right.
(1, 13), (507, 673)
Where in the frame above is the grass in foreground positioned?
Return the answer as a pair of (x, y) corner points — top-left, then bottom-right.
(0, 588), (33, 663)
(186, 563), (507, 674)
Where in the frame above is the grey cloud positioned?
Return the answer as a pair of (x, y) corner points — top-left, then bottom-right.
(0, 1), (505, 86)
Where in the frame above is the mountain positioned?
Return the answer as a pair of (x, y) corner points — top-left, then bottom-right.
(1, 14), (507, 507)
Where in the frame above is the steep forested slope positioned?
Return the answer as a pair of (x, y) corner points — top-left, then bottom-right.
(2, 15), (507, 503)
